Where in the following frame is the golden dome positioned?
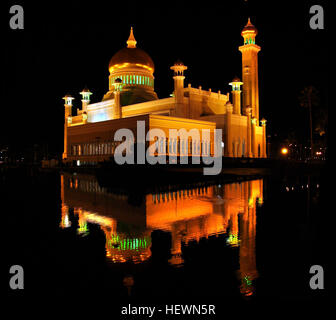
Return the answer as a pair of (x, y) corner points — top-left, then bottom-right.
(108, 28), (155, 73)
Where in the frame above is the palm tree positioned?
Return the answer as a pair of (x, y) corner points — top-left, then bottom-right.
(299, 86), (320, 159)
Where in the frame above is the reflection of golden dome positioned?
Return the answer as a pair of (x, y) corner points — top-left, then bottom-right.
(108, 28), (155, 73)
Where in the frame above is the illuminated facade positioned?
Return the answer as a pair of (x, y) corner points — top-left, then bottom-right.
(60, 173), (263, 296)
(62, 20), (267, 163)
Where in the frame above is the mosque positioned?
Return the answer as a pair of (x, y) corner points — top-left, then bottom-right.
(62, 19), (267, 164)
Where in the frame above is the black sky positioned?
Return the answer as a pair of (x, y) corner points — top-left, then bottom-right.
(3, 0), (328, 154)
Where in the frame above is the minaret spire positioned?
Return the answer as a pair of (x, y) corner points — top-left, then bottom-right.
(127, 27), (137, 48)
(239, 18), (260, 120)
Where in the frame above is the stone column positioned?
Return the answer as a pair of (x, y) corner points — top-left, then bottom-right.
(113, 79), (122, 119)
(260, 118), (267, 158)
(246, 107), (253, 158)
(251, 117), (257, 157)
(226, 102), (233, 157)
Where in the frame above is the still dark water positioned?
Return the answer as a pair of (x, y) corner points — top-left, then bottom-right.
(3, 167), (328, 308)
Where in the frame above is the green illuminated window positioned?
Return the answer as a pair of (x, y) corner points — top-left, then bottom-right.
(126, 75), (129, 84)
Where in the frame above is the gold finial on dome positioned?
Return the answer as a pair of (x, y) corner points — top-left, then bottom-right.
(127, 27), (137, 48)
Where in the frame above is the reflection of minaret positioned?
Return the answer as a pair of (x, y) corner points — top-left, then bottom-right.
(228, 208), (239, 247)
(60, 174), (71, 228)
(238, 180), (258, 296)
(75, 208), (89, 235)
(169, 225), (184, 266)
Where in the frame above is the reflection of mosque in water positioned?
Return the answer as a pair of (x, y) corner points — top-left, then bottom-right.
(60, 173), (263, 296)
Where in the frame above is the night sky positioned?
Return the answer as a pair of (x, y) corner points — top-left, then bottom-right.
(3, 0), (328, 155)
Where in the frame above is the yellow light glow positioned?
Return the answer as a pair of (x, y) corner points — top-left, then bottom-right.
(109, 62), (153, 73)
(135, 64), (153, 72)
(281, 147), (288, 155)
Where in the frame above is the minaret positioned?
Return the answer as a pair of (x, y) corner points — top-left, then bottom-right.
(239, 18), (261, 120)
(62, 94), (74, 160)
(79, 87), (92, 113)
(170, 60), (188, 117)
(229, 77), (243, 115)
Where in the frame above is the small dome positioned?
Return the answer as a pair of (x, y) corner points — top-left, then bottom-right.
(241, 18), (258, 35)
(80, 86), (92, 95)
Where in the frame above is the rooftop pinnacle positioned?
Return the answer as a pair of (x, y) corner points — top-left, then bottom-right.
(127, 27), (137, 48)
